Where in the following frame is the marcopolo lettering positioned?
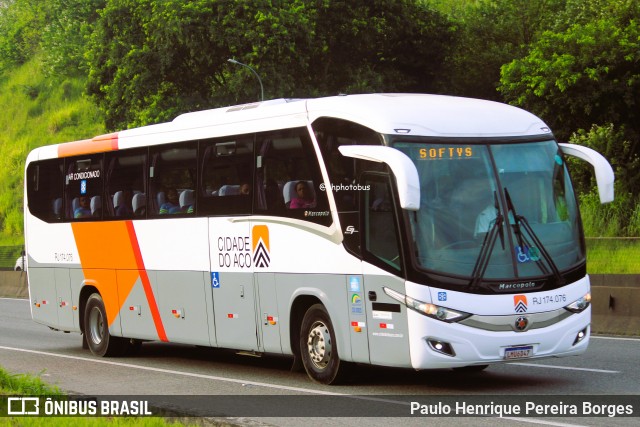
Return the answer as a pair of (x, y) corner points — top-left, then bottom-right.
(498, 282), (536, 290)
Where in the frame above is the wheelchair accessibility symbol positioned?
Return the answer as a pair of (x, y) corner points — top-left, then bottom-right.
(211, 272), (221, 288)
(516, 245), (540, 263)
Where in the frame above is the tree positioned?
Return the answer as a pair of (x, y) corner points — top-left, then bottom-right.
(0, 0), (46, 70)
(86, 0), (455, 130)
(441, 0), (565, 101)
(499, 2), (640, 197)
(40, 0), (106, 76)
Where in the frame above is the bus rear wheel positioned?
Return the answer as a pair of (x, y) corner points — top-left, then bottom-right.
(84, 293), (125, 357)
(300, 304), (346, 385)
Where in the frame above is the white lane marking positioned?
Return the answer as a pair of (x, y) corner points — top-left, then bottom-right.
(0, 298), (29, 301)
(591, 335), (639, 342)
(0, 344), (605, 426)
(508, 362), (619, 374)
(0, 344), (344, 396)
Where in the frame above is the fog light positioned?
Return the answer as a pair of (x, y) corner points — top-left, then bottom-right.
(573, 327), (588, 345)
(427, 339), (456, 357)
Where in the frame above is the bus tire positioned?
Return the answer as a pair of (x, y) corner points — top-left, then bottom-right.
(300, 304), (346, 385)
(84, 293), (125, 357)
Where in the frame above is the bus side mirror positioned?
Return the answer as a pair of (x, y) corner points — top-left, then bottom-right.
(559, 143), (615, 204)
(338, 145), (420, 211)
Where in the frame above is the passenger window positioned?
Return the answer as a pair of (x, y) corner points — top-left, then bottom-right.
(363, 173), (402, 272)
(313, 118), (383, 212)
(26, 159), (64, 222)
(149, 143), (197, 216)
(255, 128), (331, 226)
(199, 135), (254, 216)
(104, 149), (147, 219)
(65, 155), (103, 220)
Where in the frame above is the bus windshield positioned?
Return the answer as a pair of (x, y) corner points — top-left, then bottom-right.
(394, 139), (584, 284)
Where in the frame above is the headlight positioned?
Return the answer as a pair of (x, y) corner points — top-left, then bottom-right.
(383, 287), (471, 323)
(564, 292), (591, 313)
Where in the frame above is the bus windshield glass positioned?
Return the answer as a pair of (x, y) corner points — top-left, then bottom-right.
(394, 140), (583, 282)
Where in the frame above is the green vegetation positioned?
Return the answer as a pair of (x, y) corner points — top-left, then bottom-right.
(0, 366), (62, 396)
(0, 57), (104, 244)
(0, 366), (206, 426)
(586, 238), (640, 274)
(0, 0), (638, 245)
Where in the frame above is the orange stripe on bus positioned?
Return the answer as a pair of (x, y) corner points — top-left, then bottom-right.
(71, 221), (167, 342)
(58, 133), (118, 158)
(125, 221), (168, 342)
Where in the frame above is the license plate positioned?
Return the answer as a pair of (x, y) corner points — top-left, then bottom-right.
(504, 345), (533, 360)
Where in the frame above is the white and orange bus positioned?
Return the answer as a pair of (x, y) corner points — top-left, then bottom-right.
(24, 94), (613, 384)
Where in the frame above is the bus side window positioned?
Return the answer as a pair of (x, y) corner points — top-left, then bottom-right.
(312, 117), (384, 213)
(26, 159), (64, 222)
(149, 143), (197, 217)
(255, 128), (331, 226)
(105, 149), (147, 219)
(362, 173), (402, 272)
(198, 136), (254, 216)
(65, 155), (103, 221)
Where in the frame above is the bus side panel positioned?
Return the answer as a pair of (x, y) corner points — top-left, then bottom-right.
(363, 266), (412, 368)
(117, 271), (160, 341)
(256, 272), (283, 354)
(28, 267), (60, 329)
(212, 272), (259, 351)
(155, 270), (211, 346)
(54, 268), (76, 332)
(345, 275), (370, 363)
(134, 218), (213, 345)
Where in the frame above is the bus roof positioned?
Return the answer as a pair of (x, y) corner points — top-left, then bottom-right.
(30, 93), (551, 161)
(306, 93), (550, 138)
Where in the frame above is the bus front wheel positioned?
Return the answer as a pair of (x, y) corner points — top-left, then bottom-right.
(84, 293), (125, 357)
(300, 304), (346, 385)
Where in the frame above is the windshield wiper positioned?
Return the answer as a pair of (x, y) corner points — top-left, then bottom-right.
(504, 188), (565, 286)
(470, 191), (504, 289)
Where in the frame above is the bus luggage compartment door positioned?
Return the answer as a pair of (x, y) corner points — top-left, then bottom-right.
(28, 267), (60, 328)
(210, 219), (258, 351)
(364, 272), (411, 368)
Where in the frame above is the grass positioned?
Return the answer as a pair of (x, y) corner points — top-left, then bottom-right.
(0, 56), (105, 245)
(0, 366), (216, 426)
(586, 238), (640, 274)
(0, 367), (63, 396)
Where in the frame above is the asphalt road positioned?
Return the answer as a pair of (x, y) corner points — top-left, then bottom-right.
(1, 297), (638, 426)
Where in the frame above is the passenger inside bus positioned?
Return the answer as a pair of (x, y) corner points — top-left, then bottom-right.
(239, 183), (251, 195)
(288, 180), (316, 209)
(474, 204), (498, 237)
(159, 188), (180, 214)
(74, 196), (92, 218)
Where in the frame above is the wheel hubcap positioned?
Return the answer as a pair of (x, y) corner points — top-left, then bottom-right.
(89, 306), (105, 346)
(307, 321), (332, 369)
